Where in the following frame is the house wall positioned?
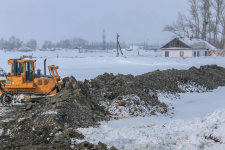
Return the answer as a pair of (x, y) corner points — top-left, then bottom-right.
(162, 50), (193, 57)
(192, 50), (208, 57)
(162, 50), (209, 57)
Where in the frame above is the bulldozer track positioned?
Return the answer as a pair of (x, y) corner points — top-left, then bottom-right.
(0, 91), (51, 106)
(2, 91), (47, 96)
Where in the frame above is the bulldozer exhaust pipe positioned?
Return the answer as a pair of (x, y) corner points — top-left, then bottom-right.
(44, 59), (47, 75)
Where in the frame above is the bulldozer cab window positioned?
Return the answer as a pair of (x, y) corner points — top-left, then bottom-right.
(26, 62), (33, 81)
(0, 68), (6, 76)
(18, 63), (23, 74)
(12, 62), (24, 75)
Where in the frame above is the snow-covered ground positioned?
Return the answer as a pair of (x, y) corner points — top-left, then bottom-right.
(0, 49), (225, 149)
(76, 87), (225, 149)
(77, 107), (225, 150)
(0, 49), (225, 81)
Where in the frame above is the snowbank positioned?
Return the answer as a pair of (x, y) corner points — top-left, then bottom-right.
(77, 108), (225, 150)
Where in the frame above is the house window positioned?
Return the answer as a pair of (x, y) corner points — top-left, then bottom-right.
(165, 51), (169, 57)
(205, 51), (208, 56)
(194, 51), (199, 57)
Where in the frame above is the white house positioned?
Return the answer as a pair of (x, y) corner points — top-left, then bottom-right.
(161, 37), (217, 58)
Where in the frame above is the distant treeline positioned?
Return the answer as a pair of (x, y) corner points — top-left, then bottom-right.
(42, 38), (127, 50)
(0, 36), (37, 50)
(0, 36), (127, 50)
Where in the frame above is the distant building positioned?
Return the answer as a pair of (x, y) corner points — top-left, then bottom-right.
(129, 44), (139, 51)
(18, 46), (33, 52)
(160, 37), (217, 58)
(73, 46), (85, 49)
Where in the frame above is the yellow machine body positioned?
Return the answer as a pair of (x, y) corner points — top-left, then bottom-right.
(0, 59), (62, 102)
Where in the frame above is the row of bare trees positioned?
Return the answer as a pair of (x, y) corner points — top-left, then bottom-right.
(0, 36), (37, 50)
(42, 37), (89, 50)
(0, 36), (125, 50)
(41, 38), (126, 50)
(163, 0), (225, 49)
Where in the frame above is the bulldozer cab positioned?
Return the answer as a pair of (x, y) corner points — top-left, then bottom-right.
(8, 59), (35, 83)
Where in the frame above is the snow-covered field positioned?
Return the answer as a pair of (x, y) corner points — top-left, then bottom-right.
(0, 49), (225, 149)
(0, 49), (225, 80)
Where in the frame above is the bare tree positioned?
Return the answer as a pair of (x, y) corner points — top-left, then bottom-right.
(216, 0), (225, 49)
(187, 0), (201, 38)
(42, 41), (55, 50)
(26, 39), (37, 50)
(8, 36), (23, 50)
(163, 12), (189, 37)
(212, 0), (224, 47)
(200, 0), (212, 40)
(0, 38), (5, 49)
(59, 39), (71, 49)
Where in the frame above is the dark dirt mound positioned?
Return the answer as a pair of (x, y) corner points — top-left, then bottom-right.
(136, 65), (225, 93)
(0, 65), (225, 149)
(89, 64), (225, 102)
(81, 65), (225, 117)
(0, 76), (109, 150)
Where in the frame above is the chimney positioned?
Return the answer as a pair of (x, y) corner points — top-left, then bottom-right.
(189, 36), (193, 41)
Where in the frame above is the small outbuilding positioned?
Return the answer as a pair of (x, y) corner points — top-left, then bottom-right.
(128, 44), (139, 51)
(18, 46), (33, 52)
(160, 37), (217, 58)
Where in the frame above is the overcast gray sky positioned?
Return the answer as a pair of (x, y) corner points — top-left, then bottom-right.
(0, 0), (189, 46)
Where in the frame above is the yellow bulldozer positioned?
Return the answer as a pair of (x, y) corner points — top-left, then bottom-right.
(0, 59), (62, 106)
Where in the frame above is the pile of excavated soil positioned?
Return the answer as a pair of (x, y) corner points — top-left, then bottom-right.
(82, 64), (225, 117)
(0, 77), (110, 149)
(0, 65), (225, 149)
(89, 65), (225, 103)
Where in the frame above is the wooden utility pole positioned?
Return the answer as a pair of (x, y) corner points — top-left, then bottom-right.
(146, 39), (148, 50)
(117, 33), (119, 56)
(224, 27), (225, 49)
(78, 42), (80, 53)
(117, 33), (123, 57)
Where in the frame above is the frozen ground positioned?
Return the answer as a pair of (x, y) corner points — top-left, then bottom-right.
(76, 87), (225, 149)
(0, 49), (225, 149)
(0, 106), (11, 136)
(77, 107), (225, 150)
